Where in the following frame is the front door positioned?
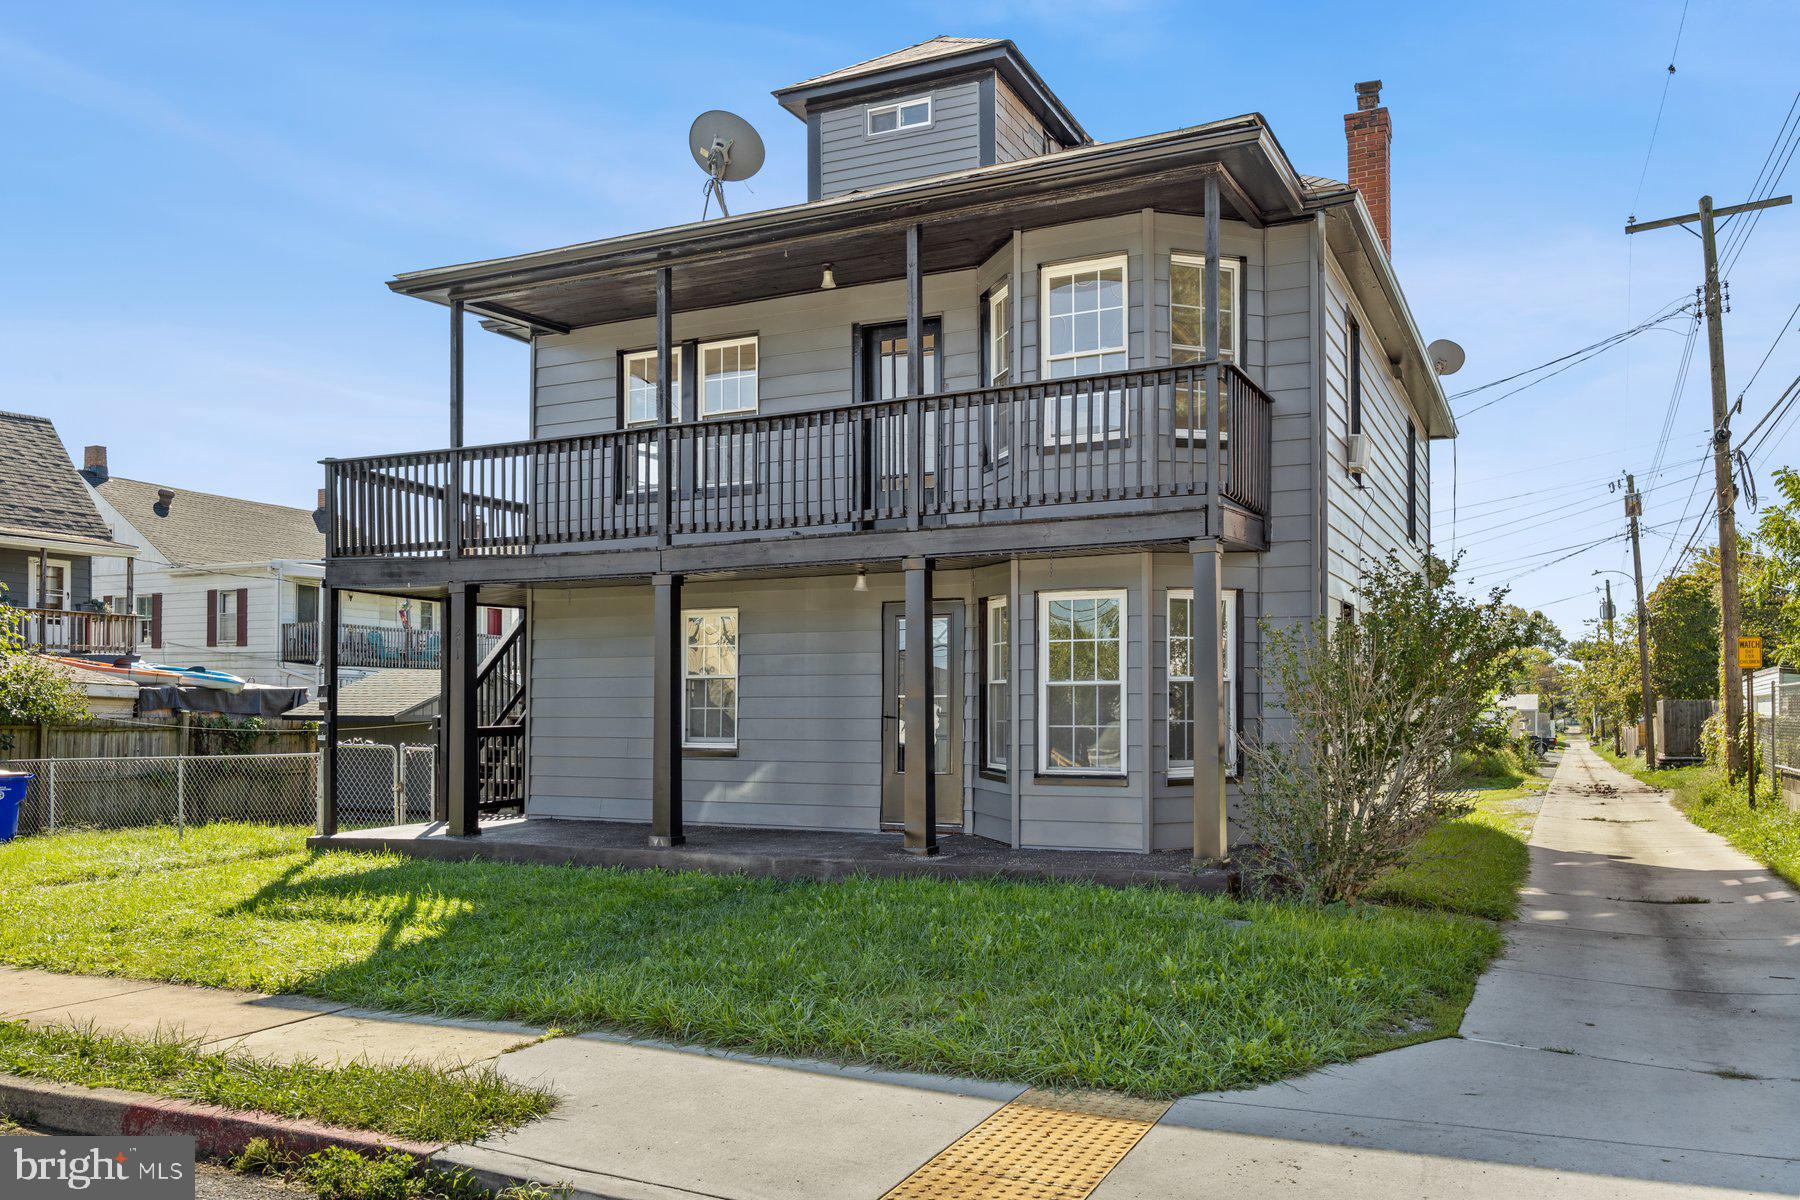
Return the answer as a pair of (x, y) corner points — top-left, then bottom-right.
(881, 601), (963, 828)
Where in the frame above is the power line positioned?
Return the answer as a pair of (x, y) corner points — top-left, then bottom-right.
(1737, 296), (1800, 402)
(1451, 301), (1696, 420)
(1720, 90), (1800, 276)
(1627, 0), (1691, 221)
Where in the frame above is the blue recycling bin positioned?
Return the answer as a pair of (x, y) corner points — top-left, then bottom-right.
(0, 771), (32, 842)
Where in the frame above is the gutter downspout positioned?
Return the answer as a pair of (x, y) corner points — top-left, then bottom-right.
(1311, 211), (1330, 622)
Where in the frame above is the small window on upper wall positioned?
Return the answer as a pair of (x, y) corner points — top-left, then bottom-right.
(867, 95), (931, 136)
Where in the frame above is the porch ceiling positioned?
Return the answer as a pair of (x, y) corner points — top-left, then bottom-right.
(390, 119), (1303, 332)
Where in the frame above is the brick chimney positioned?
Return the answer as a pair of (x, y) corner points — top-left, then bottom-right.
(316, 488), (328, 511)
(80, 445), (109, 485)
(1344, 80), (1392, 254)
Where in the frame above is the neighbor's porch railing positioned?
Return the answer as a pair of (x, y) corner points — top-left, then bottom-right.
(325, 363), (1272, 559)
(12, 607), (140, 655)
(280, 620), (499, 668)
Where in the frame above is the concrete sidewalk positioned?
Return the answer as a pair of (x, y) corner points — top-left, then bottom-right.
(4, 739), (1798, 1198)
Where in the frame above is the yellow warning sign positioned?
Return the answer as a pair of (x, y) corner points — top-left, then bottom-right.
(1739, 637), (1764, 670)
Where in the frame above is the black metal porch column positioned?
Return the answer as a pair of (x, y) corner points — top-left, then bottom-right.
(905, 224), (924, 531)
(1191, 539), (1227, 863)
(902, 555), (937, 855)
(655, 267), (674, 548)
(651, 571), (686, 847)
(316, 585), (340, 837)
(448, 298), (465, 560)
(445, 582), (481, 837)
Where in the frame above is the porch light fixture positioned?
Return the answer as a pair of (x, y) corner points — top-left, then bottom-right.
(820, 264), (837, 290)
(853, 567), (868, 592)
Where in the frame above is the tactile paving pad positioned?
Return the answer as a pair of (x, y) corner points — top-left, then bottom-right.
(882, 1088), (1171, 1198)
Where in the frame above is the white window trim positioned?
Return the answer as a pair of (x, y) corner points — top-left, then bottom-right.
(1036, 588), (1129, 777)
(1167, 588), (1239, 778)
(622, 347), (680, 428)
(1038, 255), (1130, 447)
(25, 557), (72, 608)
(866, 94), (932, 137)
(217, 589), (242, 647)
(984, 596), (1009, 772)
(698, 335), (759, 419)
(1169, 253), (1245, 363)
(988, 283), (1011, 385)
(682, 607), (740, 750)
(1039, 254), (1130, 378)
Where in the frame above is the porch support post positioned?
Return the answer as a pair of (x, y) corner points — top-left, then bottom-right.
(902, 555), (937, 855)
(651, 572), (686, 846)
(317, 584), (340, 837)
(445, 582), (480, 837)
(1203, 172), (1223, 539)
(905, 224), (924, 531)
(1191, 539), (1228, 863)
(655, 267), (674, 548)
(447, 298), (466, 559)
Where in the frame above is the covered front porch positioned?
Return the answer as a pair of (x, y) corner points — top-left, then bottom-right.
(307, 816), (1233, 892)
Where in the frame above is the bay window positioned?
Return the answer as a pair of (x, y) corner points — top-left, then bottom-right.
(1170, 254), (1242, 438)
(622, 348), (678, 491)
(1038, 590), (1126, 775)
(983, 597), (1009, 773)
(1168, 588), (1239, 776)
(1040, 257), (1128, 442)
(699, 337), (758, 488)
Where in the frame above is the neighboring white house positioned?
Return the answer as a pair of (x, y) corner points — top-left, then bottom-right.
(1497, 693), (1552, 741)
(81, 447), (512, 689)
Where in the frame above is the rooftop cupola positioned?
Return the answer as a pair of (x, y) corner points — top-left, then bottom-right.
(773, 36), (1090, 202)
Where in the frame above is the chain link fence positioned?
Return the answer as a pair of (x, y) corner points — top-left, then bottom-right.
(0, 744), (437, 838)
(1752, 669), (1800, 807)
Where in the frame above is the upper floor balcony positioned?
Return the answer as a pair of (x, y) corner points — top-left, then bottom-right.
(12, 606), (140, 656)
(324, 362), (1271, 577)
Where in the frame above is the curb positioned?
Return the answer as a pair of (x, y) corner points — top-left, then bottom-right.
(0, 1073), (442, 1161)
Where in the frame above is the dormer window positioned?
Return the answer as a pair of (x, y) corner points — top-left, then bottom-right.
(866, 95), (931, 136)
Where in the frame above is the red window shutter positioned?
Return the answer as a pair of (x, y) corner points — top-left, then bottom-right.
(236, 587), (249, 647)
(206, 589), (218, 647)
(150, 594), (163, 649)
(486, 609), (502, 636)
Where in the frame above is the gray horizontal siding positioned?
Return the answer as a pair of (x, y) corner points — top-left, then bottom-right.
(993, 77), (1051, 164)
(818, 79), (982, 199)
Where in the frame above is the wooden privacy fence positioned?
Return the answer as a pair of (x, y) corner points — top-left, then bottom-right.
(0, 722), (316, 762)
(1657, 699), (1715, 765)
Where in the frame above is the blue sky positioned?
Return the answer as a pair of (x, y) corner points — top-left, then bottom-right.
(3, 1), (1796, 636)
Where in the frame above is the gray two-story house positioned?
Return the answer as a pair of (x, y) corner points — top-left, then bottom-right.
(317, 37), (1454, 864)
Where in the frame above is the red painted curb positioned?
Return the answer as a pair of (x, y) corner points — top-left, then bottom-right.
(0, 1073), (441, 1160)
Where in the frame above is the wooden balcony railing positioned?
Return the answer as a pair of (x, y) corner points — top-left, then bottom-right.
(12, 607), (140, 655)
(326, 362), (1273, 560)
(281, 621), (500, 669)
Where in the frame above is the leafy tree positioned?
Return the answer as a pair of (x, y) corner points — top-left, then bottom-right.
(1238, 553), (1537, 904)
(0, 585), (90, 726)
(1648, 562), (1719, 699)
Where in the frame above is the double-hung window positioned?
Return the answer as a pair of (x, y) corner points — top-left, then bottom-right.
(1040, 257), (1128, 443)
(867, 95), (930, 136)
(216, 589), (241, 647)
(622, 348), (678, 491)
(683, 609), (739, 749)
(1039, 590), (1126, 775)
(1170, 254), (1241, 438)
(987, 284), (1012, 460)
(1167, 589), (1239, 776)
(698, 337), (758, 488)
(983, 597), (1009, 772)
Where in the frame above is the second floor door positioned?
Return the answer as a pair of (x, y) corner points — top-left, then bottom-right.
(863, 320), (941, 505)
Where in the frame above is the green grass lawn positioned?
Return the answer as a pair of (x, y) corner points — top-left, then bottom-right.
(1363, 782), (1544, 920)
(1598, 747), (1800, 887)
(0, 824), (1505, 1099)
(0, 1021), (550, 1143)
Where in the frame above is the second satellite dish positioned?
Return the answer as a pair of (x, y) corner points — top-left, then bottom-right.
(1427, 338), (1466, 376)
(690, 110), (765, 219)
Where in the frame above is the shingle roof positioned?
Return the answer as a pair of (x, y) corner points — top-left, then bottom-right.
(782, 36), (1005, 91)
(0, 412), (120, 546)
(97, 476), (324, 567)
(1300, 174), (1348, 192)
(283, 669), (439, 721)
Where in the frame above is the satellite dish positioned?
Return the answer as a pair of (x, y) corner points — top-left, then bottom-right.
(689, 110), (765, 219)
(1427, 338), (1466, 376)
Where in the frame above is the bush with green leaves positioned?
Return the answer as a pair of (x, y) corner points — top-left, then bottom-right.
(1238, 553), (1537, 904)
(0, 585), (90, 727)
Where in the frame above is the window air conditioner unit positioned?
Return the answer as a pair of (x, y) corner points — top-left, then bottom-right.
(1345, 432), (1369, 475)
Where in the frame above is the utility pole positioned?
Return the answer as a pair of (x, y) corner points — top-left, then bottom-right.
(1604, 579), (1617, 750)
(1627, 192), (1791, 777)
(1626, 475), (1656, 767)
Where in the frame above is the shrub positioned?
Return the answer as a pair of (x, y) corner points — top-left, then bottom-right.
(1238, 554), (1536, 904)
(0, 586), (89, 727)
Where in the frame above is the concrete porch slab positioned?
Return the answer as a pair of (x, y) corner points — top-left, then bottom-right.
(310, 818), (1233, 892)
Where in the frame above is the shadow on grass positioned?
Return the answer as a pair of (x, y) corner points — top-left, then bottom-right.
(1364, 819), (1531, 921)
(166, 846), (1503, 1099)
